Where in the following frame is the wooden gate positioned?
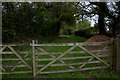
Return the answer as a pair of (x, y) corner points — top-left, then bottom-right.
(0, 43), (32, 74)
(31, 40), (111, 77)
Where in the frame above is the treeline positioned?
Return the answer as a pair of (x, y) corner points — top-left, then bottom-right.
(2, 2), (76, 42)
(2, 2), (120, 43)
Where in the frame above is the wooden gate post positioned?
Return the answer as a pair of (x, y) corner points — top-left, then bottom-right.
(112, 35), (120, 74)
(32, 40), (36, 77)
(35, 40), (38, 73)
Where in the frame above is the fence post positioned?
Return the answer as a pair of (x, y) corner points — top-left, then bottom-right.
(112, 35), (120, 74)
(32, 40), (36, 77)
(35, 40), (38, 73)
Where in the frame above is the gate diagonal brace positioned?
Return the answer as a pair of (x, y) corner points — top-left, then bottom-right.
(8, 46), (32, 70)
(78, 46), (108, 69)
(11, 53), (29, 71)
(36, 47), (75, 69)
(0, 66), (6, 72)
(0, 46), (7, 72)
(0, 46), (7, 52)
(78, 45), (111, 68)
(36, 46), (76, 75)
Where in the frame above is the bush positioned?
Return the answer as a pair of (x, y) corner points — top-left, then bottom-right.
(74, 29), (93, 38)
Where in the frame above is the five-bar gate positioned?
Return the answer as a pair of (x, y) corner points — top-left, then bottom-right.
(0, 41), (112, 77)
(31, 40), (111, 77)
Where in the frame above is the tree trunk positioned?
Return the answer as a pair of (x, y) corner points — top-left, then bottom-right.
(98, 13), (106, 35)
(98, 3), (107, 35)
(112, 20), (117, 38)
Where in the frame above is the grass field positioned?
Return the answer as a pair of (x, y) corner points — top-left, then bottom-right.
(2, 35), (120, 79)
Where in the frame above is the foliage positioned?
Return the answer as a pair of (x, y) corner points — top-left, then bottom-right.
(60, 22), (75, 35)
(75, 19), (91, 31)
(106, 2), (120, 36)
(74, 29), (92, 38)
(2, 2), (120, 43)
(2, 2), (76, 43)
(73, 19), (91, 37)
(75, 2), (110, 35)
(90, 23), (99, 34)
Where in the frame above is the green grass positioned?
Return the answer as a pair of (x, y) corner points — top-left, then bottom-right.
(2, 35), (120, 79)
(52, 35), (86, 43)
